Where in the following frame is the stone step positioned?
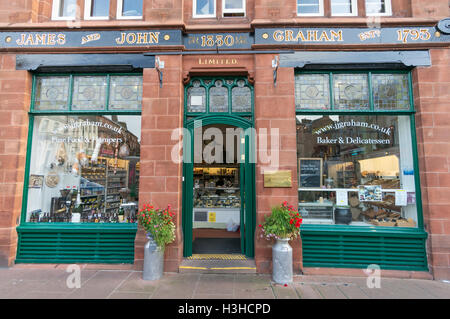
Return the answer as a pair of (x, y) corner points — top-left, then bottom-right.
(179, 254), (256, 274)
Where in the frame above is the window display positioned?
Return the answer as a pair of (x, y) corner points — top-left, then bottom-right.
(26, 115), (141, 224)
(297, 115), (418, 227)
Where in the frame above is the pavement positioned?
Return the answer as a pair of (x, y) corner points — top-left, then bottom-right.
(0, 265), (450, 299)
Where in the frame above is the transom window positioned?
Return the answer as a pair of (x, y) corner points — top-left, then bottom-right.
(33, 74), (143, 112)
(185, 77), (253, 118)
(295, 72), (411, 111)
(297, 0), (324, 16)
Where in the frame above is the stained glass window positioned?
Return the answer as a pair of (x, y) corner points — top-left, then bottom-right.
(187, 80), (206, 113)
(109, 76), (143, 110)
(72, 76), (107, 110)
(333, 74), (369, 110)
(209, 80), (228, 112)
(295, 74), (330, 110)
(232, 80), (251, 112)
(372, 74), (410, 110)
(34, 76), (70, 110)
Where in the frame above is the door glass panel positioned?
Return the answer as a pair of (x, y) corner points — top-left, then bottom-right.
(232, 80), (251, 112)
(209, 80), (228, 112)
(187, 80), (206, 113)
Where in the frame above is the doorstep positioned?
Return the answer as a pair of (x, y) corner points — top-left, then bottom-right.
(179, 254), (257, 274)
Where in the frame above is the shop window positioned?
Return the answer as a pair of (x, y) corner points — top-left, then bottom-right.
(52, 0), (77, 20)
(26, 73), (142, 224)
(297, 0), (324, 16)
(223, 0), (245, 17)
(331, 0), (358, 16)
(84, 0), (110, 20)
(117, 0), (143, 19)
(193, 0), (216, 18)
(26, 115), (141, 224)
(365, 0), (392, 16)
(296, 71), (418, 228)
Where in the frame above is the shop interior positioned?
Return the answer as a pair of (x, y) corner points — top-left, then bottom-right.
(297, 115), (417, 228)
(26, 115), (141, 224)
(192, 124), (243, 254)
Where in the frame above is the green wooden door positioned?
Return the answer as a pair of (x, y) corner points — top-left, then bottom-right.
(182, 115), (255, 257)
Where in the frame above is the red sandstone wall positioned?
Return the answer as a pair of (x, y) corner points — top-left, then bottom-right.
(0, 54), (31, 267)
(413, 48), (450, 280)
(135, 57), (184, 272)
(253, 54), (301, 273)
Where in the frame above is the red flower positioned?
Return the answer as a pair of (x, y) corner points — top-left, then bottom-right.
(289, 219), (294, 224)
(258, 224), (262, 228)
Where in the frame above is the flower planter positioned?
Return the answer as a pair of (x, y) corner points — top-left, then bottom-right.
(272, 237), (293, 285)
(143, 235), (164, 281)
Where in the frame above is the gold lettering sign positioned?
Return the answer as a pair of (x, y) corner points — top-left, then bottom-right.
(263, 170), (292, 188)
(198, 58), (238, 65)
(16, 33), (66, 46)
(115, 32), (160, 45)
(273, 29), (343, 42)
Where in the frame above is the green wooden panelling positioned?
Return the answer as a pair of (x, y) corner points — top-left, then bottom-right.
(300, 225), (428, 271)
(16, 225), (137, 264)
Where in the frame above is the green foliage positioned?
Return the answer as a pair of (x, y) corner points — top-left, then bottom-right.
(258, 201), (302, 240)
(138, 204), (176, 251)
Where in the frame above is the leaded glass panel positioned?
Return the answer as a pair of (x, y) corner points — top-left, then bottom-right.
(333, 74), (369, 110)
(109, 76), (142, 110)
(232, 81), (251, 112)
(209, 80), (228, 112)
(372, 74), (410, 110)
(72, 76), (107, 110)
(187, 80), (206, 113)
(34, 76), (70, 110)
(295, 74), (330, 110)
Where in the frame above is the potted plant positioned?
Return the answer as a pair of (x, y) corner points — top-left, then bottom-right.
(258, 201), (302, 285)
(137, 204), (176, 280)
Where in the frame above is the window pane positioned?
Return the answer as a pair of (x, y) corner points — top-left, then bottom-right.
(109, 76), (143, 110)
(366, 0), (386, 14)
(372, 74), (410, 110)
(297, 115), (418, 228)
(187, 80), (206, 113)
(331, 0), (353, 14)
(196, 0), (215, 15)
(209, 80), (228, 112)
(224, 0), (243, 9)
(59, 0), (77, 17)
(122, 0), (143, 16)
(34, 76), (70, 110)
(91, 0), (109, 16)
(232, 80), (251, 112)
(72, 76), (107, 110)
(298, 0), (321, 14)
(26, 115), (141, 224)
(295, 74), (330, 110)
(333, 74), (369, 110)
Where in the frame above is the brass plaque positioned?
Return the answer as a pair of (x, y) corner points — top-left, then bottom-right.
(264, 170), (292, 188)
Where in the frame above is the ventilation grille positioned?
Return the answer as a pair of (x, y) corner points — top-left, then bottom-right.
(16, 229), (136, 264)
(301, 229), (428, 271)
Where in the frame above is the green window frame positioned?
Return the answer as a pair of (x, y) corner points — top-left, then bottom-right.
(295, 70), (424, 231)
(21, 73), (143, 226)
(184, 76), (254, 124)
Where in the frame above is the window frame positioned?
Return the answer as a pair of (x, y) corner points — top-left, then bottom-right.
(297, 0), (325, 17)
(365, 0), (392, 16)
(330, 0), (358, 17)
(22, 73), (143, 226)
(222, 0), (246, 17)
(116, 0), (143, 20)
(193, 0), (217, 19)
(295, 69), (425, 231)
(84, 0), (110, 20)
(51, 0), (77, 21)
